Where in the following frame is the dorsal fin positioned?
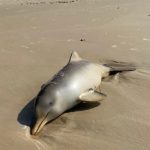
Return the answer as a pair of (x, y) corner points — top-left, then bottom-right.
(68, 51), (82, 63)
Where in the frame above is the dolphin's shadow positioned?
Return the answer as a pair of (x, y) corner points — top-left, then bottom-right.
(67, 101), (100, 112)
(17, 98), (100, 128)
(17, 98), (36, 128)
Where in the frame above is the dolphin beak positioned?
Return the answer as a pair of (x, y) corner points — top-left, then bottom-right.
(30, 114), (48, 135)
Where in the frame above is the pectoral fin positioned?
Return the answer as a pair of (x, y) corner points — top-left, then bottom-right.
(79, 89), (106, 102)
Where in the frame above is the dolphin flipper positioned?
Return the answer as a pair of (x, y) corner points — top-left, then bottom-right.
(79, 89), (106, 102)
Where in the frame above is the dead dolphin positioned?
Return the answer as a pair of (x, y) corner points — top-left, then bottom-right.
(30, 51), (135, 135)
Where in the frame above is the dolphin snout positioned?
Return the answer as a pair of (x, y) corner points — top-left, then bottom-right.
(30, 116), (48, 135)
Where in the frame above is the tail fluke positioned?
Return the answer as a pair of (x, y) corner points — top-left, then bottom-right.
(103, 60), (136, 76)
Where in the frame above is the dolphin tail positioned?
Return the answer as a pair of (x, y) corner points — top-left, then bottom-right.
(103, 60), (136, 76)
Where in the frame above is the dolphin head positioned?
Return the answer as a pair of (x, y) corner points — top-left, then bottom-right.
(31, 84), (62, 135)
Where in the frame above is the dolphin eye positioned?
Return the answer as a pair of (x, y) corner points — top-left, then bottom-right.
(49, 102), (53, 105)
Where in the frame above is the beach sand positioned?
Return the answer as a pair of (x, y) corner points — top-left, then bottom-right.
(0, 0), (150, 149)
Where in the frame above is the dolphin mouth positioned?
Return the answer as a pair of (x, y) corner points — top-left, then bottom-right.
(30, 113), (49, 135)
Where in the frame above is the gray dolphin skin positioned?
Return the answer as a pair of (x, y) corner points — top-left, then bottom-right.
(31, 51), (135, 135)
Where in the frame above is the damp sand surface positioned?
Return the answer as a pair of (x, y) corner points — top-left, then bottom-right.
(0, 0), (150, 150)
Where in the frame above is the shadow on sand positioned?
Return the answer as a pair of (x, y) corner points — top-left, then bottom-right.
(17, 98), (100, 128)
(17, 98), (36, 128)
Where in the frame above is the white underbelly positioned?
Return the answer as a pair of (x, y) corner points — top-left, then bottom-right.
(69, 64), (102, 95)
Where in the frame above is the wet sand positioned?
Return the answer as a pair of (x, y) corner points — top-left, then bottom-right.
(0, 0), (150, 150)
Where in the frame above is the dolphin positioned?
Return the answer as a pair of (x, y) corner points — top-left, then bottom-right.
(30, 51), (135, 135)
